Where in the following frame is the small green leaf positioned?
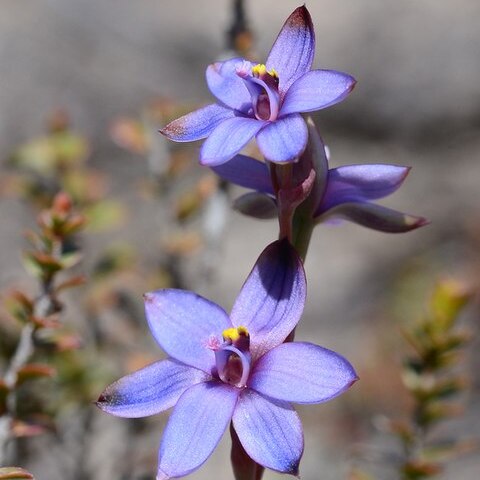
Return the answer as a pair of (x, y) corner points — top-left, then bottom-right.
(430, 280), (471, 331)
(84, 201), (127, 231)
(59, 251), (83, 269)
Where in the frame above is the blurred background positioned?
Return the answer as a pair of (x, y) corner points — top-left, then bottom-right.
(0, 0), (479, 479)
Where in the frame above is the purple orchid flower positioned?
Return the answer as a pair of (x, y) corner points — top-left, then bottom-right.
(97, 240), (357, 479)
(211, 125), (428, 233)
(160, 6), (356, 166)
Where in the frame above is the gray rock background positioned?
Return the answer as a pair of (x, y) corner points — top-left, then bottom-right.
(1, 1), (479, 479)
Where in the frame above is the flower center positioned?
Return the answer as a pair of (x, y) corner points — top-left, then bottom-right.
(237, 63), (280, 122)
(211, 326), (251, 388)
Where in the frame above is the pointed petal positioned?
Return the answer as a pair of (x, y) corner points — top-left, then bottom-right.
(96, 359), (208, 418)
(206, 58), (253, 112)
(200, 117), (266, 166)
(157, 382), (239, 479)
(144, 289), (231, 374)
(211, 154), (273, 194)
(280, 70), (356, 116)
(266, 6), (315, 95)
(256, 114), (308, 163)
(233, 390), (303, 475)
(230, 240), (306, 359)
(249, 342), (357, 404)
(318, 202), (429, 233)
(319, 164), (411, 212)
(233, 192), (277, 220)
(159, 104), (234, 142)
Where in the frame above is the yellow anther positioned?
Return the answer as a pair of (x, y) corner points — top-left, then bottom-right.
(252, 63), (267, 77)
(268, 68), (279, 79)
(222, 326), (249, 342)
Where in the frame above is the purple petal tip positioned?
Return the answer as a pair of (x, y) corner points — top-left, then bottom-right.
(159, 122), (179, 140)
(416, 217), (430, 228)
(156, 469), (169, 480)
(290, 5), (313, 26)
(95, 394), (110, 411)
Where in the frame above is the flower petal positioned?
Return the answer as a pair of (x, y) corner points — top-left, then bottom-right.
(96, 359), (208, 418)
(280, 70), (356, 116)
(159, 104), (234, 142)
(230, 240), (306, 359)
(157, 382), (239, 479)
(318, 202), (429, 233)
(200, 117), (266, 166)
(206, 58), (253, 112)
(144, 289), (231, 374)
(319, 164), (411, 212)
(266, 5), (315, 95)
(211, 154), (273, 194)
(233, 389), (303, 475)
(249, 342), (357, 404)
(256, 114), (308, 163)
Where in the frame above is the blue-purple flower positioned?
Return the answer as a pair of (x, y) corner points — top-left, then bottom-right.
(160, 6), (356, 166)
(212, 127), (428, 233)
(97, 240), (357, 479)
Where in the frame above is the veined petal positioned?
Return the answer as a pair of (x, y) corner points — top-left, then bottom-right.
(144, 289), (231, 374)
(206, 58), (253, 112)
(200, 117), (266, 166)
(256, 114), (308, 163)
(233, 389), (303, 475)
(159, 104), (234, 142)
(280, 70), (356, 116)
(249, 342), (357, 404)
(266, 5), (315, 95)
(96, 359), (208, 418)
(318, 202), (429, 233)
(319, 164), (411, 212)
(230, 240), (306, 359)
(211, 154), (273, 194)
(157, 382), (239, 480)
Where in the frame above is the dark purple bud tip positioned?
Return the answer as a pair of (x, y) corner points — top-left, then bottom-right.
(288, 461), (301, 478)
(95, 394), (108, 409)
(416, 217), (430, 228)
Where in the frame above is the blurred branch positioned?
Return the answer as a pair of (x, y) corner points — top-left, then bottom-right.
(226, 0), (253, 57)
(350, 279), (475, 480)
(0, 193), (86, 465)
(393, 279), (474, 479)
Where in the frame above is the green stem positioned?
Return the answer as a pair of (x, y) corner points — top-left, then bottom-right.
(291, 214), (314, 262)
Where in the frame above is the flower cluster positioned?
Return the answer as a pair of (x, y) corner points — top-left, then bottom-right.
(98, 5), (427, 480)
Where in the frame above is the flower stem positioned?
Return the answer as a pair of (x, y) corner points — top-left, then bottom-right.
(270, 163), (295, 242)
(292, 213), (314, 262)
(230, 423), (264, 480)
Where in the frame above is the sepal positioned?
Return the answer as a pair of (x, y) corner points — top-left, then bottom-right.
(233, 192), (277, 219)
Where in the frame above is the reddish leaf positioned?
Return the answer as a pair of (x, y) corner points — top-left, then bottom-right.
(11, 420), (47, 438)
(16, 364), (56, 385)
(0, 467), (34, 479)
(55, 275), (86, 293)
